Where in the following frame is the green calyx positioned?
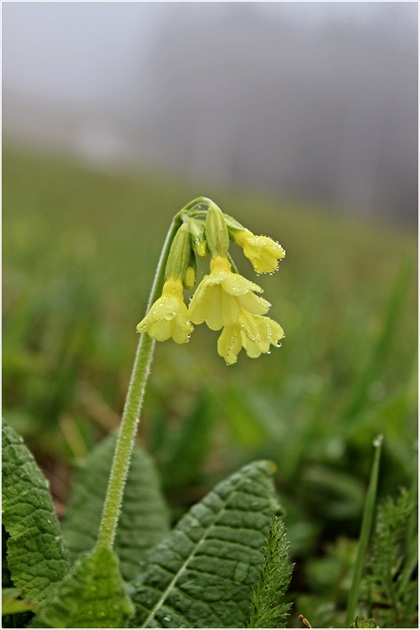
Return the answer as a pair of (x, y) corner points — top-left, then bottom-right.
(205, 203), (230, 258)
(188, 217), (207, 259)
(165, 221), (192, 281)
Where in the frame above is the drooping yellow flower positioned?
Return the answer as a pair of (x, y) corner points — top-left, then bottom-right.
(137, 278), (193, 344)
(233, 230), (285, 274)
(217, 311), (284, 365)
(188, 255), (271, 331)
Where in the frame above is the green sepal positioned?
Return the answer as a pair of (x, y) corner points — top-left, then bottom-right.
(205, 203), (229, 258)
(223, 213), (248, 234)
(165, 221), (192, 282)
(188, 217), (207, 259)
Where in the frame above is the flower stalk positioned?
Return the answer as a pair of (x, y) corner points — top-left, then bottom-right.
(96, 216), (180, 549)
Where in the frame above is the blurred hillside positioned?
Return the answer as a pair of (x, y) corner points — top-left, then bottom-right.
(3, 142), (417, 626)
(3, 3), (417, 224)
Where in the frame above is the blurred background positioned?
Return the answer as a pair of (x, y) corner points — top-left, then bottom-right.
(3, 3), (418, 626)
(3, 2), (418, 222)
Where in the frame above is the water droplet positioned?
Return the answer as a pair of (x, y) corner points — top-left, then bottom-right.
(373, 434), (384, 447)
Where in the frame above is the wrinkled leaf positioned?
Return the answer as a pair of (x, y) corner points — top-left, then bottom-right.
(130, 460), (280, 628)
(35, 546), (134, 628)
(2, 420), (70, 605)
(62, 432), (170, 581)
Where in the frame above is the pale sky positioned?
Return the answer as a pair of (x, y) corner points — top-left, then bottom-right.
(4, 2), (416, 106)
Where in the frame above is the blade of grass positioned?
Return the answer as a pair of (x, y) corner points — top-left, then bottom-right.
(342, 257), (413, 424)
(345, 434), (383, 626)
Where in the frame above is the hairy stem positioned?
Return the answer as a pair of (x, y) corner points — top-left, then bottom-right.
(96, 216), (180, 549)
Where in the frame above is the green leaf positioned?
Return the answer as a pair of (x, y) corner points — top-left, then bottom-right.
(2, 420), (70, 605)
(130, 460), (280, 628)
(62, 432), (170, 581)
(345, 435), (383, 627)
(35, 546), (134, 628)
(160, 390), (214, 488)
(363, 487), (418, 628)
(247, 516), (293, 628)
(342, 258), (412, 424)
(2, 588), (36, 615)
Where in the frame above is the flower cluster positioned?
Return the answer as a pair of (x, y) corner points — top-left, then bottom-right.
(137, 200), (285, 364)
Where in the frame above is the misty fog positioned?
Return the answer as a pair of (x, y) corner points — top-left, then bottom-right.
(3, 2), (418, 223)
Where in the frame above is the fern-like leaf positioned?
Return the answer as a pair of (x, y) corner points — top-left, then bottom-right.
(246, 515), (293, 628)
(364, 488), (418, 627)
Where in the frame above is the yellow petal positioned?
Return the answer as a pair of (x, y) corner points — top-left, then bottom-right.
(217, 325), (242, 365)
(188, 254), (268, 330)
(239, 312), (284, 359)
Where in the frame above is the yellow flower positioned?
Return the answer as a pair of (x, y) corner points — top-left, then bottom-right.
(188, 255), (270, 330)
(217, 312), (284, 365)
(234, 230), (285, 274)
(136, 278), (193, 344)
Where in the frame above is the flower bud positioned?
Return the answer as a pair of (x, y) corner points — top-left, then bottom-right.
(183, 251), (197, 290)
(188, 217), (207, 259)
(232, 229), (285, 274)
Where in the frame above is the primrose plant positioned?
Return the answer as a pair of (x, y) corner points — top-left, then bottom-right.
(2, 198), (292, 629)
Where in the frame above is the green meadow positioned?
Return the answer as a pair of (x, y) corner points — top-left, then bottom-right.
(3, 145), (417, 627)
